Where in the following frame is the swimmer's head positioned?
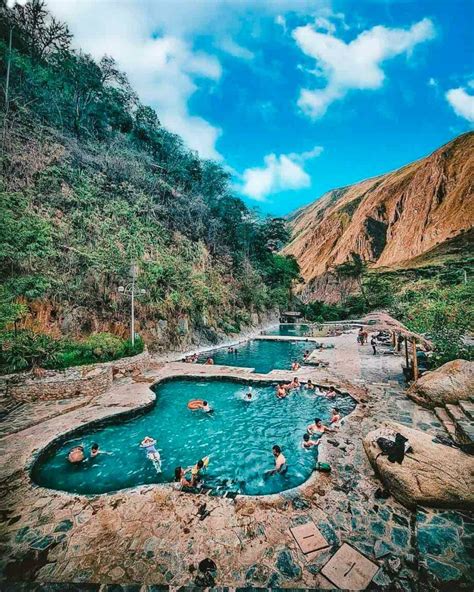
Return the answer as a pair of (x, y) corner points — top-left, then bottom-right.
(272, 445), (281, 456)
(197, 459), (204, 469)
(246, 393), (252, 398)
(333, 407), (340, 413)
(91, 443), (99, 451)
(314, 417), (322, 426)
(203, 401), (208, 406)
(303, 433), (310, 442)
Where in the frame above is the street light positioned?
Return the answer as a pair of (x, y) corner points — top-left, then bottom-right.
(117, 263), (146, 346)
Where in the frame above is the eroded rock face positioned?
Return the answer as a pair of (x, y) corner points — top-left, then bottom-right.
(407, 360), (474, 408)
(284, 132), (474, 302)
(363, 422), (474, 510)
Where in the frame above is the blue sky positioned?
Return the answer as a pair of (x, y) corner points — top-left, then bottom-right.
(47, 0), (474, 216)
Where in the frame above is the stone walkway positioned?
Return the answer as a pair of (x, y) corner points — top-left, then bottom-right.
(0, 333), (472, 590)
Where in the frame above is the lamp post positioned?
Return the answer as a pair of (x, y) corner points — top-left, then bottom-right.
(118, 263), (145, 346)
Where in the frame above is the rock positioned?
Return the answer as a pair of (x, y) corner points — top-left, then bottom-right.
(276, 549), (302, 579)
(374, 540), (391, 559)
(407, 360), (474, 408)
(363, 422), (474, 510)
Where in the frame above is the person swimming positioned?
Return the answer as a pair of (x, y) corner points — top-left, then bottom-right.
(201, 400), (213, 413)
(140, 436), (161, 472)
(326, 386), (337, 399)
(276, 383), (287, 398)
(287, 376), (300, 390)
(89, 443), (112, 458)
(307, 418), (334, 436)
(305, 379), (315, 390)
(68, 445), (85, 464)
(302, 433), (320, 449)
(291, 361), (301, 371)
(244, 387), (253, 401)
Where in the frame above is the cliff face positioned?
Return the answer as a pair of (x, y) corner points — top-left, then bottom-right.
(285, 133), (474, 302)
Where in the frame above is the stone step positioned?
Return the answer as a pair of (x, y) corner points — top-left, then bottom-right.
(434, 407), (457, 439)
(445, 404), (466, 423)
(459, 400), (474, 420)
(455, 419), (474, 450)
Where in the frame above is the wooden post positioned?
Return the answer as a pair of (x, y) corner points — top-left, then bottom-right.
(404, 337), (409, 369)
(412, 336), (418, 381)
(396, 332), (401, 352)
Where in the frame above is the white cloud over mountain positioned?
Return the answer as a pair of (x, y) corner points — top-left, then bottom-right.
(293, 17), (436, 118)
(446, 84), (474, 123)
(241, 146), (323, 201)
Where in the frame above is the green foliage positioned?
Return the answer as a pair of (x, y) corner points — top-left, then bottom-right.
(0, 0), (300, 372)
(0, 330), (60, 372)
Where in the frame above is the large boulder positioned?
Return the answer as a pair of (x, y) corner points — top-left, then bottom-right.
(407, 359), (474, 408)
(363, 422), (474, 510)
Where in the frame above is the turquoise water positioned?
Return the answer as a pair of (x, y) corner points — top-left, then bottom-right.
(31, 378), (355, 496)
(199, 339), (313, 373)
(265, 324), (311, 337)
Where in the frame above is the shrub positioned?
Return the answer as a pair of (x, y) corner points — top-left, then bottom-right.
(0, 330), (60, 373)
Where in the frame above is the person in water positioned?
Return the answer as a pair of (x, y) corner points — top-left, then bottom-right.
(330, 407), (341, 425)
(174, 466), (192, 487)
(276, 383), (287, 398)
(245, 390), (253, 401)
(305, 379), (315, 390)
(140, 436), (161, 462)
(89, 443), (112, 458)
(325, 386), (336, 399)
(68, 445), (85, 464)
(291, 360), (300, 371)
(269, 445), (287, 475)
(201, 400), (213, 413)
(287, 376), (300, 390)
(307, 418), (334, 435)
(302, 433), (320, 449)
(191, 459), (205, 486)
(205, 357), (214, 365)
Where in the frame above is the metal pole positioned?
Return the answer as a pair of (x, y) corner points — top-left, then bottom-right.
(131, 273), (135, 346)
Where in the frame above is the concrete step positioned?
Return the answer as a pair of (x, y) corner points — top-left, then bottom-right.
(459, 400), (474, 420)
(434, 407), (457, 439)
(445, 404), (466, 423)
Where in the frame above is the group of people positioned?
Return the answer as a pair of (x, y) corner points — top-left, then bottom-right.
(183, 353), (199, 363)
(174, 457), (208, 488)
(67, 442), (112, 464)
(276, 378), (337, 399)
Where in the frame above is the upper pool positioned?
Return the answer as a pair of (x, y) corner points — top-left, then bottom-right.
(264, 324), (311, 337)
(199, 339), (313, 373)
(31, 378), (356, 496)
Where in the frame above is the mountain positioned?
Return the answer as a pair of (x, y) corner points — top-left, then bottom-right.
(284, 133), (474, 302)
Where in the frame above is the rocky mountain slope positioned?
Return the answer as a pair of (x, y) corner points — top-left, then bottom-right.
(284, 132), (474, 302)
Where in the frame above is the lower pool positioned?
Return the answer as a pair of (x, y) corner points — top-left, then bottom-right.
(31, 378), (356, 496)
(199, 339), (313, 373)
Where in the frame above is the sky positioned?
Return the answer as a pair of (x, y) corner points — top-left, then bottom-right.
(43, 0), (474, 216)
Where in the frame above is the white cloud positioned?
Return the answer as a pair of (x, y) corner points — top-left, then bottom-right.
(241, 146), (323, 201)
(446, 84), (474, 123)
(218, 37), (254, 60)
(293, 18), (435, 118)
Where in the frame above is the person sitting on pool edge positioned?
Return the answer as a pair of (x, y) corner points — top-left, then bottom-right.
(307, 417), (335, 436)
(174, 466), (192, 488)
(205, 357), (214, 365)
(302, 433), (320, 449)
(286, 376), (300, 390)
(191, 459), (205, 486)
(268, 445), (287, 475)
(276, 383), (287, 398)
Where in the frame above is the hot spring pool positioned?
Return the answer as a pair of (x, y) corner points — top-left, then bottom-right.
(265, 324), (312, 337)
(199, 339), (313, 373)
(31, 378), (356, 496)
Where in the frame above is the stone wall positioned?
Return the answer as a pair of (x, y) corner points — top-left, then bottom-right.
(1, 351), (151, 403)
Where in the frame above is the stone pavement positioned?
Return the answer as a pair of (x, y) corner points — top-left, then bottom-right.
(0, 333), (472, 590)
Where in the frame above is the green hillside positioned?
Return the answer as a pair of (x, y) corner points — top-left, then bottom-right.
(0, 2), (299, 372)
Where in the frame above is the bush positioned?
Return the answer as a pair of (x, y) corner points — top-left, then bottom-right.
(0, 330), (60, 373)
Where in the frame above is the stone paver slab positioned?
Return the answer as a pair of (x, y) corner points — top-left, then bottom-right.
(321, 542), (379, 590)
(290, 521), (329, 554)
